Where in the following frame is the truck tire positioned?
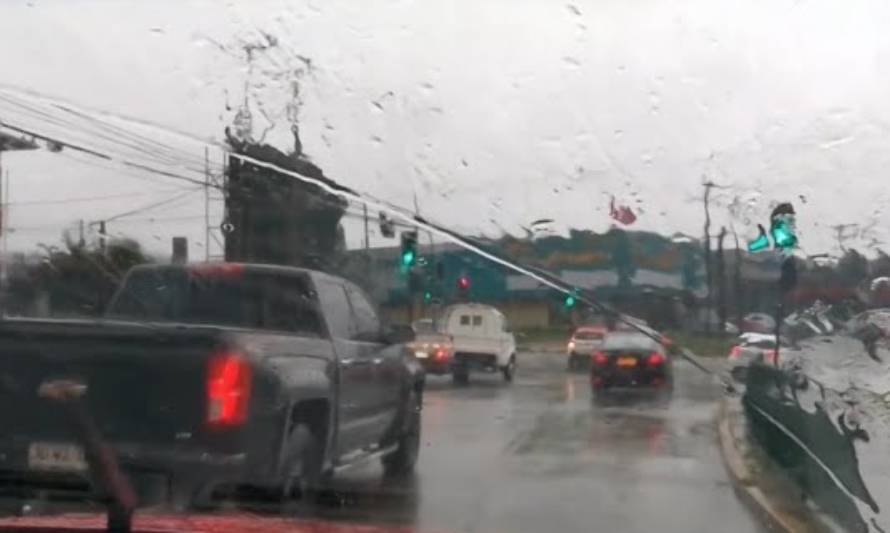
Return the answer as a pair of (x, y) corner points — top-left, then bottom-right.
(283, 424), (324, 506)
(502, 355), (516, 382)
(452, 367), (469, 385)
(383, 391), (421, 477)
(106, 506), (132, 533)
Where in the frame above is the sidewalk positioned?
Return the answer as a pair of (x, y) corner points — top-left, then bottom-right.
(717, 397), (837, 533)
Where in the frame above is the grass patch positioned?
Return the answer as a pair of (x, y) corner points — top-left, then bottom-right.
(664, 330), (735, 358)
(515, 326), (573, 345)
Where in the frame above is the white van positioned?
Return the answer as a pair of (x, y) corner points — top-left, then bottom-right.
(439, 303), (517, 384)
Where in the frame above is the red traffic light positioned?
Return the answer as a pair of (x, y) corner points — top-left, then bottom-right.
(456, 276), (470, 290)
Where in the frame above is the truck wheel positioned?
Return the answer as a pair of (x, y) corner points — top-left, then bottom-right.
(383, 392), (421, 477)
(502, 355), (516, 382)
(283, 424), (324, 508)
(106, 506), (132, 533)
(452, 367), (469, 385)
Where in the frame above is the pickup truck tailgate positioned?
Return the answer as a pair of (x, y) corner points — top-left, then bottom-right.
(0, 319), (217, 444)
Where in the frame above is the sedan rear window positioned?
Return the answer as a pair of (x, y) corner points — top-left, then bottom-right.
(602, 333), (657, 351)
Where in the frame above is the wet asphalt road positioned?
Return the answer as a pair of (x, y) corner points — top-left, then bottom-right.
(306, 352), (764, 533)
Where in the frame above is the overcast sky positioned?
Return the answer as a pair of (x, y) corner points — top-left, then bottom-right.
(2, 0), (890, 259)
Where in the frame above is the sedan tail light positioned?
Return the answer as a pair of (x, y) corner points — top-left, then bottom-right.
(764, 349), (777, 365)
(592, 351), (608, 366)
(207, 350), (252, 427)
(645, 352), (666, 367)
(728, 346), (742, 360)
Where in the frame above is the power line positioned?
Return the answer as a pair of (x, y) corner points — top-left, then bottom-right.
(100, 187), (204, 224)
(0, 119), (219, 190)
(0, 93), (215, 174)
(8, 189), (187, 206)
(0, 86), (221, 168)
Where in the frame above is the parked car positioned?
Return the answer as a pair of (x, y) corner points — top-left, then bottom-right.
(741, 312), (777, 334)
(727, 332), (779, 382)
(566, 325), (607, 371)
(0, 263), (425, 517)
(590, 332), (673, 400)
(438, 303), (517, 384)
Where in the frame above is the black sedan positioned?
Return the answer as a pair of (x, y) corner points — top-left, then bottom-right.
(590, 332), (673, 401)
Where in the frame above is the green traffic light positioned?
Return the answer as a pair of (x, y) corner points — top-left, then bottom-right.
(747, 233), (770, 252)
(564, 294), (576, 308)
(423, 291), (432, 302)
(400, 249), (416, 267)
(771, 219), (797, 249)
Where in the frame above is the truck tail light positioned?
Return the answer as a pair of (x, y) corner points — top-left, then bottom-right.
(207, 350), (252, 427)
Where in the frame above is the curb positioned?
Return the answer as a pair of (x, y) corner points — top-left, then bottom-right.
(716, 398), (814, 533)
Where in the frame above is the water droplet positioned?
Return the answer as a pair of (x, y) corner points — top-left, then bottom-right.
(562, 56), (582, 68)
(614, 129), (623, 139)
(566, 4), (582, 16)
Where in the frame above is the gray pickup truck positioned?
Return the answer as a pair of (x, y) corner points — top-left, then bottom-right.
(0, 263), (424, 514)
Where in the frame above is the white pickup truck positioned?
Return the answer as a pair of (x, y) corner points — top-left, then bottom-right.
(439, 303), (517, 384)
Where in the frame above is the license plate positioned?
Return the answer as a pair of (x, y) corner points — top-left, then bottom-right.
(414, 351), (429, 359)
(616, 356), (638, 367)
(28, 442), (88, 472)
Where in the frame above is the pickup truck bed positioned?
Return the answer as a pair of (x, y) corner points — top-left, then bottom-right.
(0, 263), (423, 512)
(0, 317), (317, 506)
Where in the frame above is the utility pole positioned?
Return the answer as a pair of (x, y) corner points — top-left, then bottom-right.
(717, 226), (727, 335)
(98, 221), (107, 254)
(78, 219), (85, 249)
(731, 225), (743, 326)
(702, 180), (715, 334)
(204, 147), (210, 262)
(0, 133), (38, 299)
(363, 204), (369, 251)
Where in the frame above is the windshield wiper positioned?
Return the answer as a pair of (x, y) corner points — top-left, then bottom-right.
(38, 380), (137, 533)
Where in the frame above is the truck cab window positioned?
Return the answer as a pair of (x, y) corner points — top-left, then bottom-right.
(315, 279), (354, 339)
(345, 285), (382, 342)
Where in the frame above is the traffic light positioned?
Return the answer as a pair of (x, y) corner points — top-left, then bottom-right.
(564, 294), (576, 308)
(423, 290), (433, 303)
(400, 231), (418, 268)
(747, 224), (770, 252)
(564, 289), (578, 309)
(770, 203), (797, 251)
(455, 275), (470, 301)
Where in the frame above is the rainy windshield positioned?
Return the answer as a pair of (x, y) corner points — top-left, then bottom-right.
(0, 1), (889, 533)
